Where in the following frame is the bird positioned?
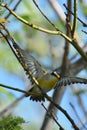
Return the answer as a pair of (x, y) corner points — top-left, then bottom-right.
(10, 42), (87, 102)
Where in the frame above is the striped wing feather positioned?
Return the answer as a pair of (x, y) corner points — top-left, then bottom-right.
(13, 43), (46, 84)
(55, 77), (87, 88)
(22, 50), (46, 79)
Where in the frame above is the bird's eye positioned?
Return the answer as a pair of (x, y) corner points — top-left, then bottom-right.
(51, 71), (61, 79)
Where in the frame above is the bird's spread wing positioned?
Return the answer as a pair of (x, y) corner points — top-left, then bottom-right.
(55, 77), (87, 88)
(22, 50), (46, 79)
(13, 43), (46, 82)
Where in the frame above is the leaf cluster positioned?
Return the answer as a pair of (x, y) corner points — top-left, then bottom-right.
(0, 115), (25, 130)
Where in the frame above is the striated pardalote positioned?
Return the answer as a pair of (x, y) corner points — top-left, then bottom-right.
(10, 41), (87, 102)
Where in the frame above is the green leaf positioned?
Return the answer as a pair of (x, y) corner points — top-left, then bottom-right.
(0, 115), (25, 130)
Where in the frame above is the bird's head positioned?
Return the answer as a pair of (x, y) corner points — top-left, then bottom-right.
(51, 71), (61, 79)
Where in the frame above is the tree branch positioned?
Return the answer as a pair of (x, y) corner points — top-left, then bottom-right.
(0, 4), (87, 62)
(63, 3), (87, 27)
(41, 1), (72, 129)
(71, 0), (77, 38)
(5, 0), (22, 19)
(41, 103), (64, 130)
(32, 0), (59, 31)
(0, 25), (79, 130)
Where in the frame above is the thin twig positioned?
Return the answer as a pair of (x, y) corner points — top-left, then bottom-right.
(5, 0), (22, 19)
(70, 44), (87, 61)
(71, 0), (77, 38)
(61, 0), (71, 75)
(41, 103), (64, 130)
(44, 94), (79, 130)
(63, 3), (87, 27)
(0, 83), (39, 97)
(72, 38), (87, 61)
(70, 102), (87, 130)
(82, 30), (87, 34)
(33, 0), (59, 31)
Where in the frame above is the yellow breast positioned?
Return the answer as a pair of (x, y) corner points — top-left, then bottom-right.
(31, 75), (58, 93)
